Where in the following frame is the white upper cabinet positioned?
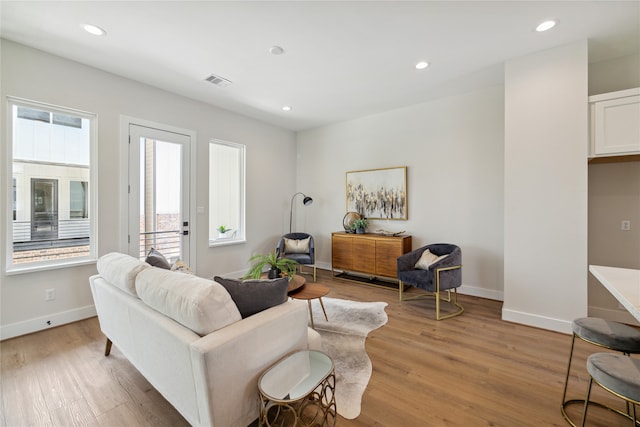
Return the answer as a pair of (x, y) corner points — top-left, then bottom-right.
(590, 88), (640, 157)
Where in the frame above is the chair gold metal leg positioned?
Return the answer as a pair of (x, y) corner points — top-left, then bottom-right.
(319, 297), (328, 321)
(399, 280), (404, 301)
(298, 264), (317, 282)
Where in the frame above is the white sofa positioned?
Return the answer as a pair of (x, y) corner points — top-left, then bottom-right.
(89, 252), (318, 427)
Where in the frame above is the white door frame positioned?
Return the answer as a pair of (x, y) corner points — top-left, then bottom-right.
(119, 116), (197, 270)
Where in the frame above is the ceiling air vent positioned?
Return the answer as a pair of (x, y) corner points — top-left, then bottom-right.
(204, 73), (232, 88)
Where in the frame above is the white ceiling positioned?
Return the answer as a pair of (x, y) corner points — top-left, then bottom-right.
(1, 1), (638, 131)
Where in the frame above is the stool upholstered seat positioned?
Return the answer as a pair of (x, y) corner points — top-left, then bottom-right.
(572, 318), (640, 354)
(562, 317), (640, 427)
(587, 353), (640, 403)
(581, 353), (640, 426)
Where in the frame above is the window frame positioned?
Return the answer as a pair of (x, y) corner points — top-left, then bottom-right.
(208, 138), (246, 247)
(5, 96), (98, 274)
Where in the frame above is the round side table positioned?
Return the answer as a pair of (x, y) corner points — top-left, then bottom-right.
(289, 283), (330, 329)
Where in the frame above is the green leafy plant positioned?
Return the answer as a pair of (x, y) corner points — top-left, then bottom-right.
(217, 225), (231, 233)
(244, 251), (298, 279)
(351, 218), (369, 231)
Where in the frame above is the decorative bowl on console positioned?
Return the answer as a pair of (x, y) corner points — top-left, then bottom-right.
(342, 212), (362, 233)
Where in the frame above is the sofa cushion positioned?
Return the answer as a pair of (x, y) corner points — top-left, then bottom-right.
(97, 252), (150, 297)
(136, 268), (242, 336)
(213, 276), (289, 318)
(145, 247), (171, 269)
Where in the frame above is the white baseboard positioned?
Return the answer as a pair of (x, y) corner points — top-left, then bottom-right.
(459, 284), (503, 301)
(0, 305), (97, 341)
(502, 308), (572, 334)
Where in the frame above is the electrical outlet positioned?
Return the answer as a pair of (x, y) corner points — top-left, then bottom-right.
(45, 288), (56, 301)
(621, 220), (631, 231)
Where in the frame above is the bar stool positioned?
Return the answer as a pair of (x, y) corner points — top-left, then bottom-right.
(581, 353), (640, 426)
(562, 317), (640, 426)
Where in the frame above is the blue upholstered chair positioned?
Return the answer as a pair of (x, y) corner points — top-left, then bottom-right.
(396, 243), (463, 320)
(276, 232), (316, 282)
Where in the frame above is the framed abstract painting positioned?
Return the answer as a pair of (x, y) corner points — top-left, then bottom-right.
(346, 166), (407, 220)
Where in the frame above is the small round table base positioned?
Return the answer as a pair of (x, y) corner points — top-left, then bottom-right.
(259, 371), (336, 427)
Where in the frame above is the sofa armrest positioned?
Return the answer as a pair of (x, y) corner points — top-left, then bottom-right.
(189, 299), (308, 427)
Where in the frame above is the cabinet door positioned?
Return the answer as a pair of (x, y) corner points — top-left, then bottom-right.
(375, 238), (403, 277)
(352, 238), (376, 275)
(593, 95), (640, 155)
(331, 234), (352, 270)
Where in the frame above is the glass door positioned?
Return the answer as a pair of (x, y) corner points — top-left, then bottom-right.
(128, 124), (190, 265)
(30, 178), (58, 240)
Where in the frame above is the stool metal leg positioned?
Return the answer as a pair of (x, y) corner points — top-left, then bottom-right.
(580, 377), (593, 427)
(562, 334), (582, 427)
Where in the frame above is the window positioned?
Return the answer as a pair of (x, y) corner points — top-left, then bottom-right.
(209, 139), (245, 246)
(7, 97), (97, 271)
(69, 181), (88, 218)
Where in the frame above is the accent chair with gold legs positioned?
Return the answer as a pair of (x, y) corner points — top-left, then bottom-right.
(561, 317), (640, 426)
(396, 243), (463, 320)
(581, 352), (640, 426)
(276, 232), (316, 282)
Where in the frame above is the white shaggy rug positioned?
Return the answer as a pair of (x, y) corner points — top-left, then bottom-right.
(309, 297), (388, 419)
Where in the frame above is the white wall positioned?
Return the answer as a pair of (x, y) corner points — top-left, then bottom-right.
(0, 40), (296, 339)
(296, 85), (505, 300)
(589, 53), (640, 95)
(503, 41), (589, 333)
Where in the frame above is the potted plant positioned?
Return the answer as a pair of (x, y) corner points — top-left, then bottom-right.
(245, 251), (298, 279)
(351, 218), (369, 234)
(217, 225), (231, 238)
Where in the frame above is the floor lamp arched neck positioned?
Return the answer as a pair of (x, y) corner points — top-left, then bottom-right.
(289, 192), (313, 233)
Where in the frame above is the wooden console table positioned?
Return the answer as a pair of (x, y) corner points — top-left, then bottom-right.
(331, 232), (412, 288)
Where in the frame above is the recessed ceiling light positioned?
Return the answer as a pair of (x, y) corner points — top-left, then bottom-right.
(415, 61), (430, 70)
(282, 106), (292, 111)
(535, 20), (557, 32)
(83, 24), (106, 36)
(270, 46), (285, 55)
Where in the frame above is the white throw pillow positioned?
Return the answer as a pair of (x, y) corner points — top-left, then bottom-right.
(135, 268), (242, 336)
(414, 249), (449, 270)
(284, 237), (310, 254)
(97, 252), (149, 297)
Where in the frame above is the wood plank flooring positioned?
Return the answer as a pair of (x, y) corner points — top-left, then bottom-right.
(1, 269), (635, 426)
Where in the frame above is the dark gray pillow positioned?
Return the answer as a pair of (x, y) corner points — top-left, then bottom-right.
(213, 276), (288, 318)
(145, 247), (170, 269)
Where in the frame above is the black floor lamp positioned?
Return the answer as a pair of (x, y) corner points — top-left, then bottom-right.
(289, 192), (313, 233)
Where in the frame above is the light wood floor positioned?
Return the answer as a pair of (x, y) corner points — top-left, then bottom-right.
(1, 269), (635, 426)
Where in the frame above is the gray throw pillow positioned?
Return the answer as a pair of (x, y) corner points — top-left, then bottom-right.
(213, 276), (289, 318)
(145, 247), (171, 269)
